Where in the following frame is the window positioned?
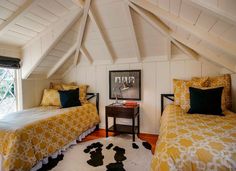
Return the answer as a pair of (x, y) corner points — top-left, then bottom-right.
(0, 68), (19, 115)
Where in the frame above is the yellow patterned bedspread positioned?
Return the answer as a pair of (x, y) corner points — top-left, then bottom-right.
(151, 104), (236, 171)
(0, 103), (100, 171)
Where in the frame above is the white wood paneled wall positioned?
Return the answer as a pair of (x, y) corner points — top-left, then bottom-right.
(63, 58), (236, 134)
(22, 79), (61, 109)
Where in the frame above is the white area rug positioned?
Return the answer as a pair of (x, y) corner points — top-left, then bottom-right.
(51, 135), (152, 171)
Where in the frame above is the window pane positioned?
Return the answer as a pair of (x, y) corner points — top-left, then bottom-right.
(0, 68), (16, 115)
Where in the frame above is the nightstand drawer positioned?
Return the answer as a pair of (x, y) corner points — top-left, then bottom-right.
(105, 106), (138, 118)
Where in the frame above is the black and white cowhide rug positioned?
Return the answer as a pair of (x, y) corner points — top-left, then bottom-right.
(41, 135), (152, 171)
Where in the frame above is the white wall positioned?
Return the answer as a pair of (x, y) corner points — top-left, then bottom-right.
(62, 57), (236, 134)
(22, 79), (61, 109)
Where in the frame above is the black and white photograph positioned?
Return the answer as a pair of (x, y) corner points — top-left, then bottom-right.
(109, 70), (141, 100)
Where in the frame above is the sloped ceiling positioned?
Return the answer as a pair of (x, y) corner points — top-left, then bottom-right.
(0, 0), (235, 79)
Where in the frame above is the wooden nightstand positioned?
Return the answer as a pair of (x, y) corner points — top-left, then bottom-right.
(105, 104), (140, 141)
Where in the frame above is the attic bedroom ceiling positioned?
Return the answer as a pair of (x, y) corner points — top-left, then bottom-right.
(0, 0), (235, 79)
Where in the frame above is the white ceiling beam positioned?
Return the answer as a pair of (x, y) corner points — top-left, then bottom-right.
(80, 46), (93, 64)
(129, 1), (236, 72)
(184, 0), (236, 25)
(73, 0), (116, 63)
(47, 44), (77, 78)
(124, 0), (141, 62)
(73, 0), (91, 65)
(0, 0), (34, 37)
(22, 9), (83, 79)
(129, 0), (236, 58)
(129, 2), (199, 61)
(172, 33), (236, 73)
(88, 9), (116, 63)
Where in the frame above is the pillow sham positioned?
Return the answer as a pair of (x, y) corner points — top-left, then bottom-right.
(50, 82), (76, 90)
(41, 89), (61, 106)
(173, 77), (209, 111)
(62, 84), (89, 104)
(192, 74), (232, 110)
(188, 87), (224, 116)
(58, 89), (81, 108)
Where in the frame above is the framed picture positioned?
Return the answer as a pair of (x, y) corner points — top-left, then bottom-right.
(109, 70), (141, 100)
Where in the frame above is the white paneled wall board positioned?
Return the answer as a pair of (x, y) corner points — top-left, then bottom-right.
(22, 79), (61, 109)
(62, 54), (235, 134)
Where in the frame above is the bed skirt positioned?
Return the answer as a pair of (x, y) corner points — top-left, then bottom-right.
(29, 126), (96, 171)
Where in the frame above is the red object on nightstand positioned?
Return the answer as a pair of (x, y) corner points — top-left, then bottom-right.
(124, 101), (138, 107)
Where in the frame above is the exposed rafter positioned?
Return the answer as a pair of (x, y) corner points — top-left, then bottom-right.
(80, 46), (93, 64)
(128, 2), (199, 61)
(0, 0), (34, 37)
(129, 0), (236, 59)
(73, 0), (116, 63)
(184, 0), (236, 25)
(129, 1), (236, 72)
(124, 0), (141, 62)
(22, 9), (83, 79)
(74, 0), (91, 65)
(47, 44), (77, 78)
(88, 8), (115, 63)
(172, 33), (236, 72)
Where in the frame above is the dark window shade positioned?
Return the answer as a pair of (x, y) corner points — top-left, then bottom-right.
(0, 56), (21, 69)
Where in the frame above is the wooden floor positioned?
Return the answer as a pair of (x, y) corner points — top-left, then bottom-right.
(82, 129), (158, 154)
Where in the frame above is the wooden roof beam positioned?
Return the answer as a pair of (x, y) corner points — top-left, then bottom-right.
(129, 2), (199, 61)
(22, 9), (83, 79)
(74, 0), (91, 65)
(184, 0), (236, 25)
(129, 2), (236, 72)
(73, 0), (116, 63)
(129, 0), (236, 59)
(88, 8), (115, 63)
(47, 44), (77, 78)
(80, 46), (93, 64)
(124, 0), (141, 62)
(172, 33), (236, 72)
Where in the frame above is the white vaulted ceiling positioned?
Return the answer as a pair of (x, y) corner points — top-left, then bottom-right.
(0, 0), (235, 79)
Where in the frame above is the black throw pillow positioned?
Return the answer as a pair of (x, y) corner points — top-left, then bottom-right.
(188, 87), (224, 116)
(58, 88), (81, 108)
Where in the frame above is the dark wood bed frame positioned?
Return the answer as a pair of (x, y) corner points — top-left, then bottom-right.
(86, 93), (99, 130)
(161, 94), (174, 115)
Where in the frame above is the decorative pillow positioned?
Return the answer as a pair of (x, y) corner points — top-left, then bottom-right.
(62, 84), (89, 104)
(188, 87), (224, 116)
(209, 74), (231, 110)
(192, 74), (232, 110)
(191, 76), (210, 87)
(173, 77), (209, 111)
(41, 89), (61, 106)
(50, 82), (76, 90)
(58, 89), (81, 108)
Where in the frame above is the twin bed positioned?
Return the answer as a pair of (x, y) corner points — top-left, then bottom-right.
(152, 94), (236, 171)
(0, 93), (100, 171)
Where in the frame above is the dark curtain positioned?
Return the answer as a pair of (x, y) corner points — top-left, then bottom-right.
(0, 56), (21, 69)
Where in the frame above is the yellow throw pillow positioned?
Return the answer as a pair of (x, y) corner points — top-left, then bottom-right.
(192, 74), (232, 110)
(173, 77), (208, 111)
(62, 84), (89, 104)
(41, 89), (61, 106)
(50, 82), (76, 90)
(209, 74), (232, 110)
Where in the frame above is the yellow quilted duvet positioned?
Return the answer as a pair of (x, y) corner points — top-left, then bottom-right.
(0, 103), (100, 171)
(151, 105), (236, 171)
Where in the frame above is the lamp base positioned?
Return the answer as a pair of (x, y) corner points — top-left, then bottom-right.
(112, 102), (123, 106)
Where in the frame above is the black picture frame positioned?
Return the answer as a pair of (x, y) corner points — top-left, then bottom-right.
(109, 70), (141, 100)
